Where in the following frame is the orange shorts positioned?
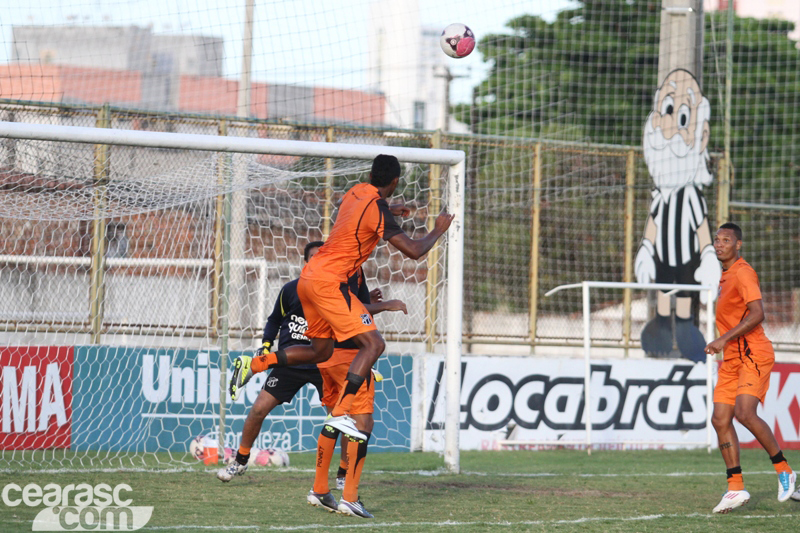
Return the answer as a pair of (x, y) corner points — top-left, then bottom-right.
(320, 352), (375, 415)
(297, 277), (376, 342)
(713, 356), (774, 405)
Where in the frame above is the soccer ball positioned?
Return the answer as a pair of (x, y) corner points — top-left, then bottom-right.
(254, 448), (290, 467)
(189, 435), (214, 460)
(440, 23), (475, 58)
(188, 434), (229, 461)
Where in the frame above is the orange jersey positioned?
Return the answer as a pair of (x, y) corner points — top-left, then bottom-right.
(301, 183), (404, 283)
(716, 257), (774, 361)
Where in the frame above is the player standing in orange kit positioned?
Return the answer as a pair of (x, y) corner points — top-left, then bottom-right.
(705, 222), (795, 513)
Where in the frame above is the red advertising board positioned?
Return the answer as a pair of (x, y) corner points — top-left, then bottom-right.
(738, 362), (800, 450)
(0, 346), (73, 450)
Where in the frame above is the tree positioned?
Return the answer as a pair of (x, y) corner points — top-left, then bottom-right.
(455, 2), (800, 319)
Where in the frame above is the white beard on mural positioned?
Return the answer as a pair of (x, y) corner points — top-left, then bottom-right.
(642, 98), (713, 194)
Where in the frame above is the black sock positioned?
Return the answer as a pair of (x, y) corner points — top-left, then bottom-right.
(235, 451), (250, 466)
(770, 451), (786, 464)
(726, 466), (742, 478)
(337, 466), (347, 478)
(343, 372), (365, 396)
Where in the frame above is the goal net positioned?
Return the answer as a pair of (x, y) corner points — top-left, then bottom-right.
(0, 118), (465, 472)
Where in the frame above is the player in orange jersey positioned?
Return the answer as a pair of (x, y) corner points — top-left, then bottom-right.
(704, 222), (795, 513)
(308, 267), (407, 517)
(296, 154), (452, 439)
(231, 155), (452, 422)
(228, 154), (452, 512)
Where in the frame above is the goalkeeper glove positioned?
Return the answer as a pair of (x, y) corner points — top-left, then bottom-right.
(254, 340), (272, 357)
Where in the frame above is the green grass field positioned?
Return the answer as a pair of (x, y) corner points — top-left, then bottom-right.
(1, 449), (798, 532)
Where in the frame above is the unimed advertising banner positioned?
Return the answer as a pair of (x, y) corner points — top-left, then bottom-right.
(423, 356), (800, 451)
(71, 347), (412, 452)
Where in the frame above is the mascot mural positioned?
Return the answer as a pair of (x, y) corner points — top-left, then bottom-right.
(635, 68), (720, 362)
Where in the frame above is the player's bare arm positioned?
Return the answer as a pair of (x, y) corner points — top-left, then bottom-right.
(388, 201), (411, 217)
(705, 299), (765, 354)
(365, 299), (407, 315)
(387, 211), (454, 260)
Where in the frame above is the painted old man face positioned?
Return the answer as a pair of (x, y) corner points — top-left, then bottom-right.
(643, 69), (712, 192)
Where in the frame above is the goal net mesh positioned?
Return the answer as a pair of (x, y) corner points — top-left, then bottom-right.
(0, 117), (451, 470)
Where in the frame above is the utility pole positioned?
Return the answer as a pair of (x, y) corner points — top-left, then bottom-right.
(433, 66), (468, 132)
(658, 0), (704, 84)
(238, 0), (254, 118)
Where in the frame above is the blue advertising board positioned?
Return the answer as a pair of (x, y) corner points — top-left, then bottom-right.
(71, 347), (412, 452)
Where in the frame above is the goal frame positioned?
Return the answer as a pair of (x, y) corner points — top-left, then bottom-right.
(500, 281), (716, 453)
(0, 121), (466, 473)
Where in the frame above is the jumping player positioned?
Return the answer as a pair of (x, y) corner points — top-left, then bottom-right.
(308, 268), (408, 517)
(229, 153), (452, 516)
(220, 241), (394, 485)
(704, 222), (795, 513)
(230, 154), (453, 440)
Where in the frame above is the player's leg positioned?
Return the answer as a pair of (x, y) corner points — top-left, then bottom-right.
(219, 366), (306, 482)
(336, 435), (348, 491)
(733, 357), (795, 503)
(711, 402), (750, 513)
(306, 367), (340, 512)
(217, 390), (280, 481)
(711, 360), (750, 513)
(338, 413), (374, 518)
(250, 339), (334, 373)
(312, 367), (342, 496)
(230, 340), (334, 402)
(338, 374), (376, 519)
(329, 330), (384, 418)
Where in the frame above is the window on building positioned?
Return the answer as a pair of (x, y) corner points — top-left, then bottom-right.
(413, 101), (426, 130)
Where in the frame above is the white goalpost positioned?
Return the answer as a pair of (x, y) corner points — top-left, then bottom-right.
(501, 281), (717, 453)
(0, 121), (465, 473)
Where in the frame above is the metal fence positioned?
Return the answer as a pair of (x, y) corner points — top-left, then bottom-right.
(1, 100), (797, 352)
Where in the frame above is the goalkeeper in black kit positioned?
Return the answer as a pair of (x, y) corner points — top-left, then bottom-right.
(218, 241), (329, 481)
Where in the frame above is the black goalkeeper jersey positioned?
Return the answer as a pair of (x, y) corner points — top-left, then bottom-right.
(262, 279), (313, 369)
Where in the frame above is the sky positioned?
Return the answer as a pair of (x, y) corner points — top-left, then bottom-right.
(0, 0), (578, 103)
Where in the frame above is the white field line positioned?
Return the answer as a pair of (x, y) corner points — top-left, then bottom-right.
(138, 513), (799, 531)
(0, 466), (784, 478)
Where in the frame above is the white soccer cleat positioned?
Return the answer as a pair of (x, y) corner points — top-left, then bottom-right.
(307, 490), (338, 512)
(791, 488), (800, 501)
(325, 415), (367, 440)
(335, 476), (346, 491)
(337, 498), (373, 518)
(778, 470), (796, 503)
(216, 460), (248, 482)
(712, 490), (750, 514)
